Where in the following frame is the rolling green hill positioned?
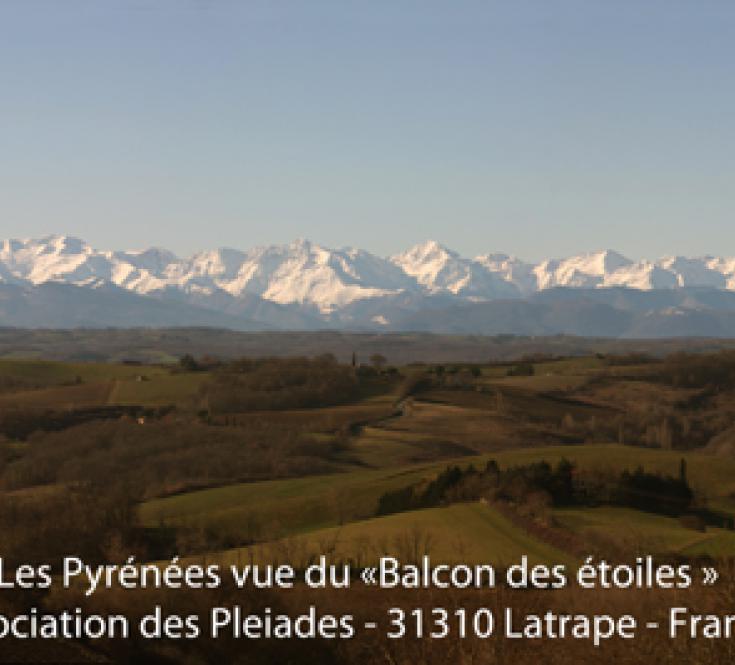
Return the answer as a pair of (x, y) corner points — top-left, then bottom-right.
(198, 502), (573, 568)
(140, 444), (735, 553)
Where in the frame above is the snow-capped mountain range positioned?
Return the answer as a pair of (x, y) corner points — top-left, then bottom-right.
(2, 235), (735, 336)
(4, 235), (735, 305)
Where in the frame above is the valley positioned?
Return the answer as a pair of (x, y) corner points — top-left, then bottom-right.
(2, 342), (735, 662)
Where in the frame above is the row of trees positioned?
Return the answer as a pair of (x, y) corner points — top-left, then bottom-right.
(376, 458), (695, 518)
(660, 351), (735, 390)
(202, 356), (362, 413)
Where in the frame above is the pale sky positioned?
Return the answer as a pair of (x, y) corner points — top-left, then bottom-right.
(1, 0), (734, 260)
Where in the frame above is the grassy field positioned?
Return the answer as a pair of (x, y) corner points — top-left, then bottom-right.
(140, 463), (447, 539)
(419, 386), (612, 422)
(140, 443), (735, 552)
(554, 506), (720, 554)
(485, 374), (591, 392)
(348, 388), (608, 463)
(0, 359), (175, 410)
(349, 428), (463, 467)
(0, 381), (115, 409)
(200, 502), (574, 568)
(297, 502), (573, 565)
(215, 401), (399, 433)
(107, 371), (209, 407)
(0, 360), (204, 410)
(682, 530), (735, 557)
(490, 444), (735, 501)
(0, 359), (168, 385)
(533, 356), (606, 375)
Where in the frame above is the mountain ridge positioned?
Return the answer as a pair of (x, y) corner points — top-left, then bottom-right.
(2, 235), (735, 337)
(3, 235), (735, 302)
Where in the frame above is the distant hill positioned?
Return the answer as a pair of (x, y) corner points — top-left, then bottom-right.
(1, 328), (734, 364)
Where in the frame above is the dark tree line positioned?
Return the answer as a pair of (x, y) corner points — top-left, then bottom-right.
(203, 355), (361, 413)
(616, 465), (692, 516)
(376, 458), (694, 518)
(660, 351), (735, 390)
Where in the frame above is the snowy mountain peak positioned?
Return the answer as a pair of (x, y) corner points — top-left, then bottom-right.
(287, 237), (320, 256)
(46, 235), (90, 255)
(587, 249), (632, 272)
(0, 236), (734, 317)
(391, 240), (520, 297)
(533, 250), (634, 290)
(395, 239), (456, 262)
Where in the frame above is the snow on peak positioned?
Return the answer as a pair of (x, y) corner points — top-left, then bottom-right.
(533, 250), (634, 290)
(0, 236), (734, 313)
(657, 255), (730, 289)
(474, 253), (536, 295)
(0, 235), (96, 284)
(392, 240), (521, 298)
